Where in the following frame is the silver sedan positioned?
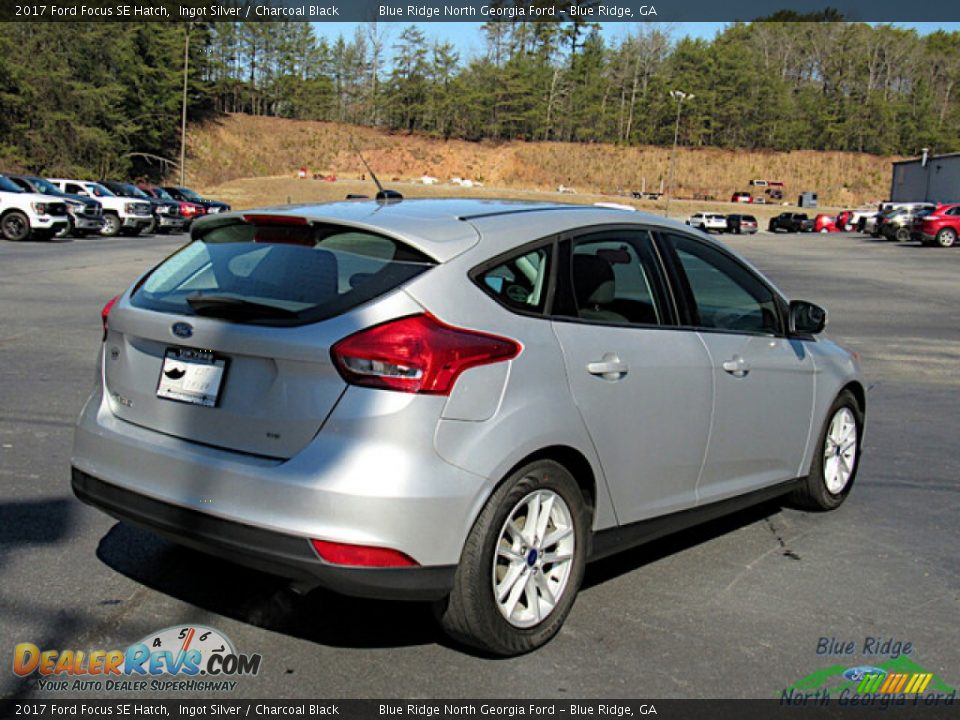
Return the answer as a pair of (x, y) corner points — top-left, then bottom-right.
(72, 199), (865, 655)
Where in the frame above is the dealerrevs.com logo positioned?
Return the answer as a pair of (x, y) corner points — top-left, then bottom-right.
(13, 625), (262, 693)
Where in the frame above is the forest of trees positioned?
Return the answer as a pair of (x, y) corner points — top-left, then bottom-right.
(1, 19), (959, 180)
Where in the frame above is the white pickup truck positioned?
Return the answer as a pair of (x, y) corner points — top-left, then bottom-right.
(0, 174), (70, 241)
(47, 178), (153, 236)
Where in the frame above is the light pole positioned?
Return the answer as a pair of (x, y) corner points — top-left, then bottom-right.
(179, 23), (190, 186)
(664, 90), (694, 219)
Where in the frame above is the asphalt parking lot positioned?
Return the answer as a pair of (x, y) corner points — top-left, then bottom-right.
(1, 228), (958, 700)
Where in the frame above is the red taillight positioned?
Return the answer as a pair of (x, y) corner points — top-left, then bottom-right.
(331, 314), (521, 396)
(101, 294), (120, 341)
(180, 203), (198, 217)
(310, 539), (418, 567)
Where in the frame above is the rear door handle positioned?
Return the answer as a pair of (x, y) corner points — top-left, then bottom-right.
(722, 355), (750, 378)
(587, 353), (628, 381)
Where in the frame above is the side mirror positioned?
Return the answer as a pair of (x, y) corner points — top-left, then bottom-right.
(789, 300), (827, 335)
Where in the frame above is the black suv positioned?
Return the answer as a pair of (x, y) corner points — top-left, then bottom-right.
(100, 181), (185, 235)
(768, 213), (814, 233)
(162, 186), (231, 214)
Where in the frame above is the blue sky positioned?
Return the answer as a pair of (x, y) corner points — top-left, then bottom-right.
(311, 22), (960, 59)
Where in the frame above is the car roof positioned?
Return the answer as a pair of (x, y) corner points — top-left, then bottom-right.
(204, 198), (689, 263)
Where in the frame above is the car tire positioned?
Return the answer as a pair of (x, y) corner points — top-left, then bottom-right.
(144, 217), (158, 235)
(895, 227), (911, 242)
(56, 220), (74, 239)
(437, 459), (589, 656)
(1, 211), (31, 242)
(101, 213), (122, 237)
(791, 390), (863, 512)
(936, 228), (957, 248)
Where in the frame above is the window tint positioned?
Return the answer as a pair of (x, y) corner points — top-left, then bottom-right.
(131, 221), (435, 325)
(947, 207), (960, 216)
(480, 246), (551, 313)
(665, 234), (780, 335)
(561, 231), (664, 326)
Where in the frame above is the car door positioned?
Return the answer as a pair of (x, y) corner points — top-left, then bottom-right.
(658, 232), (815, 504)
(550, 228), (714, 523)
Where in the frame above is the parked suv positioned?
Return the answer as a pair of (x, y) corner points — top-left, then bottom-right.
(101, 181), (185, 235)
(919, 204), (960, 247)
(686, 212), (727, 232)
(769, 213), (814, 233)
(6, 174), (104, 238)
(47, 179), (153, 237)
(0, 174), (70, 241)
(726, 214), (758, 234)
(72, 200), (865, 656)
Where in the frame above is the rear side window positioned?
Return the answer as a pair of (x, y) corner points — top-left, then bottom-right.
(478, 247), (552, 314)
(131, 220), (435, 325)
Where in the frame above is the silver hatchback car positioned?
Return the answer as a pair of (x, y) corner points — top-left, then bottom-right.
(73, 199), (865, 655)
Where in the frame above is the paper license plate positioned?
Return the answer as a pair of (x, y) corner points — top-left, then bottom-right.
(156, 348), (226, 407)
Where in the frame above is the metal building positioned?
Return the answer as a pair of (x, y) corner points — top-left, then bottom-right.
(890, 151), (960, 204)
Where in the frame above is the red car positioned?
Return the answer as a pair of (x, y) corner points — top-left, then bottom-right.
(835, 210), (855, 231)
(919, 203), (960, 247)
(137, 183), (207, 226)
(814, 214), (840, 233)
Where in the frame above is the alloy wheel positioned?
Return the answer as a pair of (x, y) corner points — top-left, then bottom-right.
(492, 488), (575, 629)
(823, 407), (858, 495)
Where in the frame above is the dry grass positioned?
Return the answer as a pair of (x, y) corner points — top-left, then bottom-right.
(187, 113), (901, 211)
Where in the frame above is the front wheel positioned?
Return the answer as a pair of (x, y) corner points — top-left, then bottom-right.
(791, 390), (863, 511)
(56, 220), (74, 239)
(101, 213), (122, 237)
(936, 228), (957, 248)
(895, 227), (911, 242)
(1, 211), (31, 241)
(437, 459), (588, 656)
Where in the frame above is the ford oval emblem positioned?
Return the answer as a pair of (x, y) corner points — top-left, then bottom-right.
(172, 322), (194, 339)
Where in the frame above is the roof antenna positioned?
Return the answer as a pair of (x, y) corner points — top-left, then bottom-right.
(348, 136), (403, 202)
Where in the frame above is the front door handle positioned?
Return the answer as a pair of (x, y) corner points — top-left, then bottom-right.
(722, 355), (750, 378)
(587, 353), (628, 381)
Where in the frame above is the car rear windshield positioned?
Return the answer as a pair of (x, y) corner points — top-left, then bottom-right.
(130, 220), (436, 325)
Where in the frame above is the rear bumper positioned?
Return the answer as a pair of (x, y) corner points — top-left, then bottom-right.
(72, 467), (455, 600)
(72, 383), (490, 587)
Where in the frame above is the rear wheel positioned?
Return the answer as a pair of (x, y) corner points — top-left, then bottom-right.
(895, 227), (911, 242)
(1, 211), (31, 242)
(791, 390), (863, 511)
(437, 459), (588, 656)
(936, 228), (957, 248)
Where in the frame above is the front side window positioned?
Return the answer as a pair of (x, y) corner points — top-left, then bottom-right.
(478, 246), (552, 314)
(664, 233), (781, 335)
(131, 220), (435, 325)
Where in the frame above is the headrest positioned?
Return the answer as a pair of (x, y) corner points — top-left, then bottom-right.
(573, 254), (616, 308)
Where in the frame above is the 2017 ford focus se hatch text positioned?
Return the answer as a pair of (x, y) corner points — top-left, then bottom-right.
(72, 199), (865, 655)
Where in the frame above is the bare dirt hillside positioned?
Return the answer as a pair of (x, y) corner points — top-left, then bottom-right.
(187, 113), (902, 208)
